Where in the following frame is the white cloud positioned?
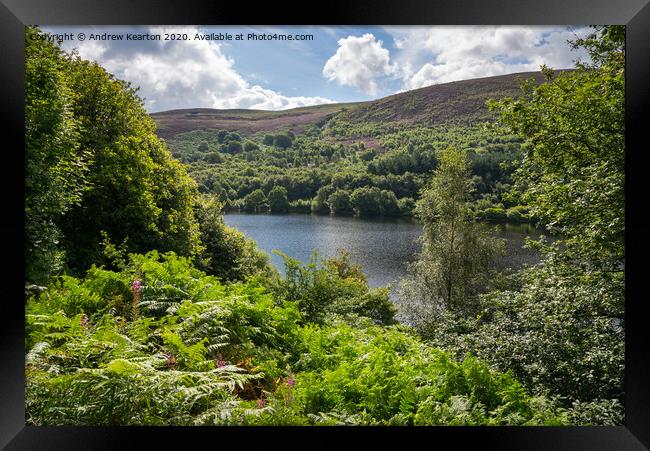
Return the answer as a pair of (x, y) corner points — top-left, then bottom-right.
(60, 25), (592, 109)
(386, 26), (591, 90)
(67, 26), (334, 112)
(75, 40), (107, 61)
(322, 33), (396, 95)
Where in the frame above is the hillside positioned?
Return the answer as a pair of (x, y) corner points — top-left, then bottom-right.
(152, 102), (363, 139)
(151, 71), (561, 139)
(339, 71), (556, 125)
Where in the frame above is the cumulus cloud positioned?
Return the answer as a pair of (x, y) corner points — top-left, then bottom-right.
(387, 26), (591, 90)
(322, 33), (396, 95)
(68, 26), (333, 112)
(62, 25), (591, 109)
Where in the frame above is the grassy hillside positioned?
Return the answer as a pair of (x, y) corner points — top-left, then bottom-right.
(338, 71), (554, 126)
(151, 71), (559, 140)
(152, 102), (364, 139)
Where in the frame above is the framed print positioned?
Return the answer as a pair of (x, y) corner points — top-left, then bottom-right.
(2, 0), (649, 448)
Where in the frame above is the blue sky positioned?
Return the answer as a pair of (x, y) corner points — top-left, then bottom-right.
(43, 25), (590, 112)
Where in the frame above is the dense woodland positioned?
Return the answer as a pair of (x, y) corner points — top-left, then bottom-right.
(25, 25), (624, 425)
(163, 93), (531, 222)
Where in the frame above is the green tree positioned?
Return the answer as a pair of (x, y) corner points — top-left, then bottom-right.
(326, 190), (354, 215)
(25, 27), (91, 283)
(350, 187), (382, 216)
(311, 185), (335, 214)
(226, 141), (243, 154)
(262, 134), (274, 146)
(54, 55), (202, 273)
(399, 148), (503, 330)
(204, 152), (222, 164)
(273, 134), (293, 149)
(244, 141), (259, 152)
(225, 132), (241, 142)
(378, 190), (400, 216)
(243, 189), (268, 213)
(488, 27), (624, 270)
(268, 185), (290, 213)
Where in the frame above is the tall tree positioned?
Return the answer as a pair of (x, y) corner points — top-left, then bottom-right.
(399, 148), (503, 332)
(26, 27), (204, 277)
(25, 27), (91, 283)
(56, 56), (202, 272)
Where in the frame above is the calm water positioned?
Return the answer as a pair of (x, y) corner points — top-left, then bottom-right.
(223, 213), (550, 291)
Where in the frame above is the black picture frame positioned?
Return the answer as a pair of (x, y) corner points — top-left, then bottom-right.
(2, 0), (648, 449)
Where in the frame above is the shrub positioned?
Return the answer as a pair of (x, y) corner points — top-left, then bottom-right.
(506, 205), (528, 222)
(289, 199), (312, 213)
(480, 207), (508, 222)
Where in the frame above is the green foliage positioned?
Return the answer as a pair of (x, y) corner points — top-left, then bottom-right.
(169, 122), (528, 219)
(570, 25), (625, 70)
(419, 256), (625, 426)
(477, 206), (507, 222)
(262, 134), (274, 146)
(326, 190), (354, 215)
(488, 27), (624, 269)
(226, 141), (243, 154)
(25, 27), (91, 283)
(204, 151), (222, 164)
(243, 189), (268, 213)
(414, 27), (625, 423)
(267, 185), (290, 213)
(349, 186), (399, 217)
(273, 134), (293, 149)
(311, 185), (335, 214)
(193, 195), (273, 281)
(505, 205), (529, 223)
(272, 251), (397, 326)
(27, 251), (578, 426)
(58, 58), (202, 272)
(26, 260), (270, 425)
(244, 141), (259, 152)
(289, 199), (312, 213)
(25, 27), (203, 279)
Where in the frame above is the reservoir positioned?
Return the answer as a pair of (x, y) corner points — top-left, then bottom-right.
(223, 213), (549, 293)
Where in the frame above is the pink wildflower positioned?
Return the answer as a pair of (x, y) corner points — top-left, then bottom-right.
(257, 397), (266, 409)
(217, 353), (225, 368)
(164, 352), (176, 369)
(131, 279), (142, 319)
(287, 375), (295, 387)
